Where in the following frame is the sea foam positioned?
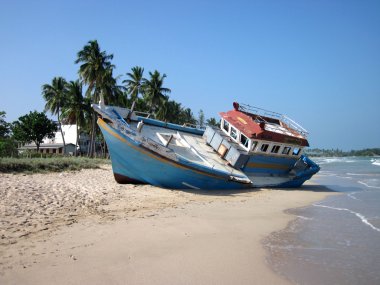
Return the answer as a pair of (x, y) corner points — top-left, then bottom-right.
(347, 192), (361, 201)
(358, 180), (380, 189)
(313, 203), (380, 233)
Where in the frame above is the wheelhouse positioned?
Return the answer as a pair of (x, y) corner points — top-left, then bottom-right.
(218, 102), (309, 158)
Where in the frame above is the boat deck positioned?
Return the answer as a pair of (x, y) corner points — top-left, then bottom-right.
(131, 122), (246, 177)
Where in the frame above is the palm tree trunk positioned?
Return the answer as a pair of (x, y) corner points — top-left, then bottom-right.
(75, 118), (79, 157)
(88, 130), (93, 157)
(58, 108), (66, 155)
(89, 112), (96, 158)
(102, 139), (106, 158)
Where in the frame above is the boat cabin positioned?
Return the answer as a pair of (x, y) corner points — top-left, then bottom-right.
(203, 102), (311, 171)
(218, 102), (309, 158)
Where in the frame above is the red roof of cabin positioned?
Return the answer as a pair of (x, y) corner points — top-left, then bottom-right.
(220, 110), (262, 138)
(219, 108), (309, 147)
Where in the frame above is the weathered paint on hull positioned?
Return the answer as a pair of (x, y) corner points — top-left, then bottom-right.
(98, 118), (319, 189)
(244, 154), (298, 174)
(98, 119), (252, 190)
(244, 155), (320, 188)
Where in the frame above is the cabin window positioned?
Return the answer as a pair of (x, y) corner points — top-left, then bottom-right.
(240, 133), (249, 148)
(223, 120), (229, 132)
(260, 144), (269, 152)
(271, 145), (280, 154)
(230, 126), (238, 140)
(292, 148), (301, 156)
(282, 146), (291, 155)
(251, 141), (258, 151)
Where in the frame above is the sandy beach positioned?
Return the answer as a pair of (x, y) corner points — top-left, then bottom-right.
(0, 165), (334, 284)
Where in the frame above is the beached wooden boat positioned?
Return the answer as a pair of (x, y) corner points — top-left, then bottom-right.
(93, 102), (319, 189)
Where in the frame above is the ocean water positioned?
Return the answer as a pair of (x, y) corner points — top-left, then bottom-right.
(264, 157), (380, 285)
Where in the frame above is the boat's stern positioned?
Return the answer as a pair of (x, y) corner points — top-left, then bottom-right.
(279, 155), (320, 187)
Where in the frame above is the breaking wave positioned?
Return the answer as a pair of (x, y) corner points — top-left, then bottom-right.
(315, 158), (356, 165)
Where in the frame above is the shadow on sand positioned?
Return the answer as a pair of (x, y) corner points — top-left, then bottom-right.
(168, 183), (337, 197)
(278, 184), (338, 193)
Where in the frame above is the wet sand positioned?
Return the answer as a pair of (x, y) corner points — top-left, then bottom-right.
(0, 166), (334, 284)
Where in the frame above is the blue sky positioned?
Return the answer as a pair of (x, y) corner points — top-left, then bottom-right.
(0, 0), (379, 150)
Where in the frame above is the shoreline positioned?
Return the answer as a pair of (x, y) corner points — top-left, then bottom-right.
(0, 166), (335, 284)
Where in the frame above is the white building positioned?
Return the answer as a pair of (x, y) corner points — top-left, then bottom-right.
(43, 124), (78, 145)
(19, 124), (90, 155)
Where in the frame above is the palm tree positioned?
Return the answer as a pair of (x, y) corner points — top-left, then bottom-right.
(157, 100), (182, 123)
(206, 117), (219, 127)
(101, 71), (127, 107)
(134, 97), (150, 114)
(42, 76), (68, 154)
(75, 40), (114, 157)
(180, 108), (197, 126)
(79, 97), (95, 155)
(142, 70), (171, 115)
(154, 95), (170, 121)
(61, 80), (85, 156)
(75, 40), (114, 101)
(123, 66), (144, 103)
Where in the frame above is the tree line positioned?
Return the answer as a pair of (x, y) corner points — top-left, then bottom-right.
(1, 40), (218, 157)
(305, 148), (380, 157)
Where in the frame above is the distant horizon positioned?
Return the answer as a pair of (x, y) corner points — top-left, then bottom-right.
(1, 0), (379, 150)
(306, 147), (380, 153)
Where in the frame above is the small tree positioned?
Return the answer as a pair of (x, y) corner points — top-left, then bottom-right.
(0, 111), (17, 157)
(0, 111), (10, 138)
(12, 111), (57, 152)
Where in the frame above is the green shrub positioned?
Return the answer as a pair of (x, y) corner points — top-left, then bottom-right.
(0, 138), (18, 157)
(0, 157), (110, 173)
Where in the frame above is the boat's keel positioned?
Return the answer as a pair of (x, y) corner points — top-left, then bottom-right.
(114, 173), (146, 185)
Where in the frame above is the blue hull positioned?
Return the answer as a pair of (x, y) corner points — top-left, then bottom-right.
(243, 154), (319, 187)
(98, 119), (252, 190)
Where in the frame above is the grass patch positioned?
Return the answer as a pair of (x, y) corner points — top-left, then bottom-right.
(0, 157), (110, 174)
